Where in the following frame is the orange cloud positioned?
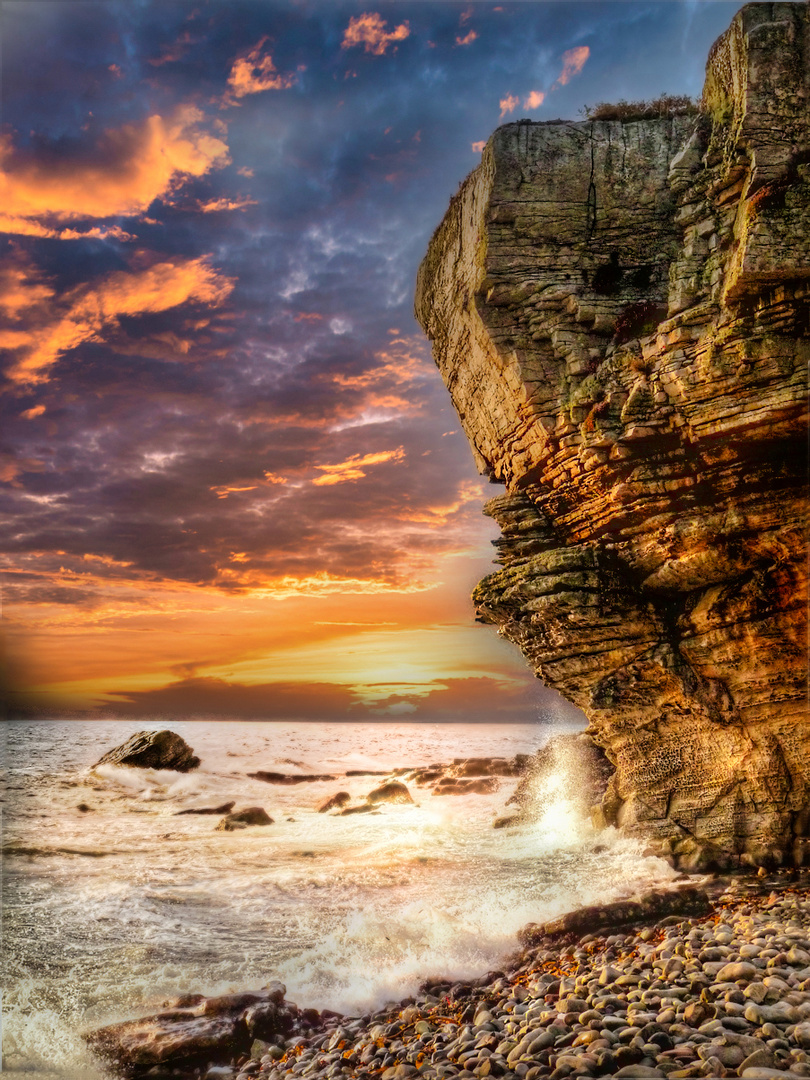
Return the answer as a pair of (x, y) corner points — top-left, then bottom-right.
(341, 12), (410, 56)
(3, 257), (234, 385)
(0, 256), (54, 319)
(554, 45), (590, 87)
(499, 93), (519, 118)
(396, 479), (483, 526)
(195, 196), (257, 213)
(0, 216), (136, 241)
(225, 38), (300, 101)
(456, 30), (478, 46)
(328, 337), (433, 417)
(312, 448), (406, 486)
(21, 405), (46, 419)
(0, 106), (230, 228)
(0, 454), (45, 485)
(524, 90), (545, 109)
(211, 484), (259, 499)
(471, 141), (486, 153)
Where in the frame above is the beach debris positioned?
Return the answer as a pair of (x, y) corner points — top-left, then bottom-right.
(93, 730), (200, 772)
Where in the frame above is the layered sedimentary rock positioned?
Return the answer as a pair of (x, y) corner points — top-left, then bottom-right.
(415, 3), (809, 870)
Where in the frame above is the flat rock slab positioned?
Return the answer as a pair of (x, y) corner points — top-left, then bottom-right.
(94, 730), (200, 772)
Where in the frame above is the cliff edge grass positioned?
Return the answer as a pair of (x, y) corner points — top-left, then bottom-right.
(415, 1), (810, 873)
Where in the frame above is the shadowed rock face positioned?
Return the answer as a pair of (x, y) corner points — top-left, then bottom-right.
(415, 2), (809, 871)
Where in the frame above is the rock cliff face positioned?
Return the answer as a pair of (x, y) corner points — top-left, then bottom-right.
(415, 2), (809, 871)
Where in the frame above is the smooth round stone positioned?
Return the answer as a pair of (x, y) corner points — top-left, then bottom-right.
(739, 1070), (795, 1078)
(716, 962), (759, 983)
(613, 1066), (665, 1078)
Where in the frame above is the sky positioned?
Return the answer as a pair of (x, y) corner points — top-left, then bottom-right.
(1, 0), (744, 722)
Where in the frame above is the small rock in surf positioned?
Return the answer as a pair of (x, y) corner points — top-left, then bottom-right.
(366, 780), (414, 805)
(216, 807), (273, 831)
(318, 792), (351, 813)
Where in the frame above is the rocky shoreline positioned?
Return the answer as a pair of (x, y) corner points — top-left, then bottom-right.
(87, 872), (810, 1080)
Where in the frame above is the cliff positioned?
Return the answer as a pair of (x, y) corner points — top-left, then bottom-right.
(415, 2), (810, 871)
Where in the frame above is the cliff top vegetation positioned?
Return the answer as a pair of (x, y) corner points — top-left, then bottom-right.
(582, 94), (699, 121)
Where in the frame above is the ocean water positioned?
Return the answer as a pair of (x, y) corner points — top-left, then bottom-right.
(3, 719), (675, 1078)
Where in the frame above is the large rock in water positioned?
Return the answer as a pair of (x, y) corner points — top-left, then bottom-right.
(94, 730), (200, 772)
(415, 3), (810, 871)
(85, 984), (292, 1071)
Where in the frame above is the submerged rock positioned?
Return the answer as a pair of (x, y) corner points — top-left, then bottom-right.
(216, 807), (273, 831)
(94, 730), (200, 772)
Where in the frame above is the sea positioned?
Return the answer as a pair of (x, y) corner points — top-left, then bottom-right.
(2, 718), (676, 1078)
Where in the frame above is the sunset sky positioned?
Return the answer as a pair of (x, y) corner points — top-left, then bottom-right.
(2, 0), (743, 721)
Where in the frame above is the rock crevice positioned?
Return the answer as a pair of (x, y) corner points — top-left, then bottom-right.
(416, 2), (809, 870)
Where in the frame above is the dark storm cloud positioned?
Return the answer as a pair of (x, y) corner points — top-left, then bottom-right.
(2, 0), (744, 609)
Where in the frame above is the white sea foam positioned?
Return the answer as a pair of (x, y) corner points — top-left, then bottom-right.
(5, 719), (675, 1078)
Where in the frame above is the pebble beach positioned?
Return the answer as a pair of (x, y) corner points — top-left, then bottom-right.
(88, 873), (810, 1080)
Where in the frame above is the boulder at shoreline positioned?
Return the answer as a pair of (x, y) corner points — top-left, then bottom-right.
(94, 730), (200, 772)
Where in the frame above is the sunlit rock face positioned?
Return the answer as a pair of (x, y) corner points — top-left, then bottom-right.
(415, 2), (810, 872)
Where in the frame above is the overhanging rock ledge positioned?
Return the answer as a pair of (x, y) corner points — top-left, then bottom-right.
(415, 2), (810, 871)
